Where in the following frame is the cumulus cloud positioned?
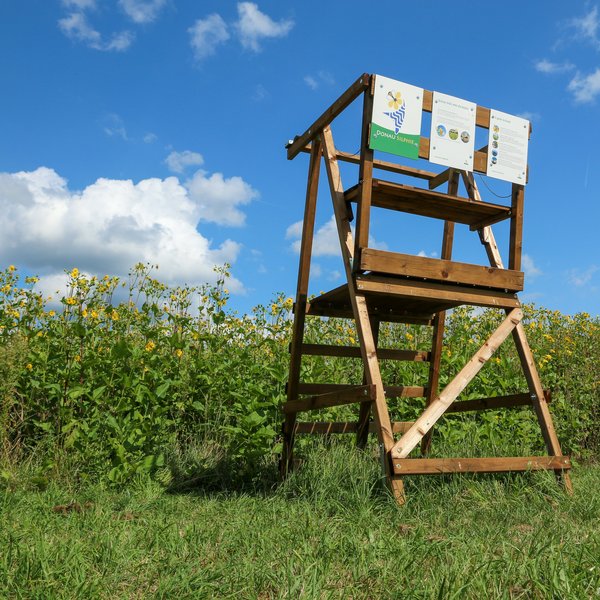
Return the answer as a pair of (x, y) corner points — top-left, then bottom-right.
(189, 14), (230, 61)
(0, 166), (259, 293)
(185, 170), (258, 226)
(119, 0), (167, 24)
(568, 6), (600, 48)
(568, 68), (600, 102)
(165, 150), (204, 174)
(58, 10), (134, 51)
(236, 2), (294, 52)
(534, 59), (575, 74)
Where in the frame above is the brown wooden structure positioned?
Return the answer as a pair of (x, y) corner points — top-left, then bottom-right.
(281, 73), (572, 504)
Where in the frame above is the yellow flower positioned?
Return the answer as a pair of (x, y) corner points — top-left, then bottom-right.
(26, 363), (32, 370)
(91, 310), (98, 319)
(145, 340), (156, 352)
(405, 332), (414, 342)
(175, 349), (183, 358)
(48, 310), (56, 317)
(70, 267), (79, 278)
(82, 309), (88, 318)
(387, 90), (402, 110)
(74, 355), (81, 362)
(65, 297), (77, 306)
(8, 265), (15, 272)
(111, 310), (119, 321)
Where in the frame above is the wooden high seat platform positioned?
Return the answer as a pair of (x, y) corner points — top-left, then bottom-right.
(280, 73), (572, 505)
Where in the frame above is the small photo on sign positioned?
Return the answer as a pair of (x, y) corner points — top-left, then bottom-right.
(369, 75), (424, 160)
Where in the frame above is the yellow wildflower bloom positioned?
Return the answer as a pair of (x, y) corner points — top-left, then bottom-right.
(145, 340), (156, 352)
(175, 349), (183, 358)
(26, 363), (32, 370)
(65, 297), (77, 306)
(70, 267), (79, 278)
(8, 265), (15, 272)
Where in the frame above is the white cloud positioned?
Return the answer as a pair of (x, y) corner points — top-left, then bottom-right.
(304, 75), (318, 90)
(185, 170), (258, 227)
(0, 167), (256, 293)
(62, 0), (96, 9)
(102, 113), (128, 140)
(235, 2), (294, 52)
(517, 111), (541, 122)
(143, 132), (157, 144)
(119, 0), (167, 24)
(522, 254), (542, 278)
(569, 6), (600, 48)
(189, 14), (230, 61)
(165, 150), (204, 174)
(568, 68), (600, 102)
(58, 11), (134, 51)
(534, 59), (575, 74)
(568, 265), (598, 287)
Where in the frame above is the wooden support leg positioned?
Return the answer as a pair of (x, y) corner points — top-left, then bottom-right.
(281, 140), (321, 479)
(321, 125), (404, 504)
(356, 316), (379, 449)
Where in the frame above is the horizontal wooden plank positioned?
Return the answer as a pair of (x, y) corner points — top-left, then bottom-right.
(287, 73), (370, 160)
(304, 301), (434, 325)
(294, 421), (415, 435)
(297, 383), (426, 398)
(445, 391), (551, 413)
(360, 249), (524, 292)
(282, 385), (375, 414)
(355, 275), (521, 309)
(299, 343), (430, 362)
(391, 456), (571, 475)
(345, 179), (512, 228)
(300, 144), (437, 180)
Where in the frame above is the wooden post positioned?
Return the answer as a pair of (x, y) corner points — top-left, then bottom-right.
(356, 315), (379, 449)
(421, 169), (458, 455)
(281, 139), (322, 478)
(509, 183), (524, 271)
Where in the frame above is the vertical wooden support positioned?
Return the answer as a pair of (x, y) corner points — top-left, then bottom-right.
(509, 183), (524, 271)
(321, 126), (405, 504)
(281, 140), (322, 478)
(420, 169), (459, 455)
(354, 85), (374, 269)
(356, 315), (379, 449)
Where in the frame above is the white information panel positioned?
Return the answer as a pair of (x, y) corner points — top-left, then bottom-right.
(486, 110), (529, 185)
(429, 91), (476, 171)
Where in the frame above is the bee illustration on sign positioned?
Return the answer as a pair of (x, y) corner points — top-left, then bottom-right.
(384, 90), (406, 134)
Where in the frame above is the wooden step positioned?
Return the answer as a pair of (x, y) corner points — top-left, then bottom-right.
(296, 383), (426, 398)
(345, 179), (511, 230)
(391, 456), (571, 475)
(282, 384), (375, 414)
(298, 343), (430, 362)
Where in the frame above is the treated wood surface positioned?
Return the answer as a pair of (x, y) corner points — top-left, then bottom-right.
(391, 308), (523, 459)
(360, 249), (524, 292)
(445, 391), (552, 413)
(297, 383), (426, 398)
(300, 145), (437, 180)
(282, 385), (375, 414)
(287, 73), (370, 160)
(509, 184), (525, 272)
(299, 343), (430, 361)
(355, 275), (521, 309)
(294, 421), (415, 435)
(345, 179), (511, 229)
(391, 456), (571, 475)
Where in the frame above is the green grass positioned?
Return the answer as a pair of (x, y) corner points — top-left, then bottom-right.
(1, 444), (599, 599)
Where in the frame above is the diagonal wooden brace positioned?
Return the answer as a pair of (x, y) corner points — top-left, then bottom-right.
(391, 307), (523, 459)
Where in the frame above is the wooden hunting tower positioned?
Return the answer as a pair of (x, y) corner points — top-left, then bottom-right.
(281, 73), (571, 504)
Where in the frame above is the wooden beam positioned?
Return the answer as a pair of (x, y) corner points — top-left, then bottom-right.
(359, 249), (524, 292)
(391, 307), (523, 459)
(509, 184), (525, 271)
(355, 276), (521, 309)
(445, 391), (552, 413)
(287, 73), (370, 160)
(299, 343), (430, 361)
(392, 455), (571, 475)
(297, 383), (426, 398)
(294, 421), (415, 435)
(300, 145), (437, 180)
(283, 384), (375, 414)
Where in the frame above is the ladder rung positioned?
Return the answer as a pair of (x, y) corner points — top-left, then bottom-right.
(296, 383), (426, 398)
(298, 343), (430, 362)
(282, 385), (375, 414)
(445, 391), (551, 414)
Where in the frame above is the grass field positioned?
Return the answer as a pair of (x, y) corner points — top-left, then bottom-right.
(2, 444), (599, 599)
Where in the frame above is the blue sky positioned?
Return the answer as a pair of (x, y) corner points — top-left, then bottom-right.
(0, 1), (599, 316)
